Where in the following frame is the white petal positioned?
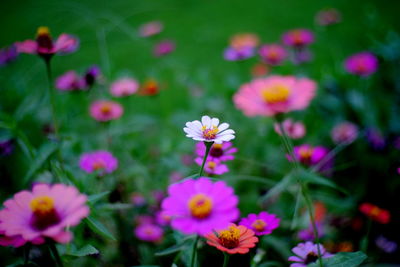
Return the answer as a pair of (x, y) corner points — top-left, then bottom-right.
(192, 120), (203, 130)
(218, 123), (229, 132)
(218, 129), (235, 136)
(201, 116), (211, 128)
(211, 118), (220, 127)
(217, 134), (235, 142)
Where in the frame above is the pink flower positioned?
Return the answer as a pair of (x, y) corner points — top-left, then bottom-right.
(224, 46), (254, 61)
(154, 40), (175, 57)
(344, 52), (378, 76)
(194, 158), (229, 175)
(79, 150), (118, 175)
(259, 44), (287, 65)
(274, 119), (306, 139)
(239, 211), (280, 236)
(288, 242), (332, 266)
(130, 193), (146, 207)
(110, 78), (139, 97)
(0, 184), (89, 245)
(89, 100), (123, 122)
(331, 122), (358, 145)
(55, 71), (85, 91)
(0, 228), (26, 247)
(156, 211), (172, 226)
(134, 223), (163, 243)
(195, 142), (237, 162)
(233, 75), (317, 117)
(161, 177), (239, 235)
(290, 144), (329, 166)
(315, 8), (341, 26)
(282, 29), (314, 47)
(15, 27), (78, 60)
(230, 33), (260, 49)
(139, 21), (163, 37)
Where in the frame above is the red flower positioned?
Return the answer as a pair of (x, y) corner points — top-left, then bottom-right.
(359, 203), (390, 224)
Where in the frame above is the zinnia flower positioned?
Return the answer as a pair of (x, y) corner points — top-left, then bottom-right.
(259, 44), (287, 65)
(110, 78), (139, 97)
(90, 100), (123, 122)
(83, 65), (101, 87)
(331, 122), (358, 145)
(239, 211), (280, 236)
(154, 40), (175, 57)
(282, 29), (314, 47)
(195, 142), (237, 162)
(15, 27), (78, 60)
(233, 75), (317, 117)
(161, 177), (239, 235)
(223, 46), (254, 61)
(139, 79), (159, 96)
(375, 236), (398, 253)
(79, 150), (118, 175)
(344, 52), (378, 77)
(297, 223), (324, 241)
(0, 229), (26, 247)
(289, 242), (332, 266)
(55, 71), (85, 91)
(289, 144), (332, 174)
(274, 119), (306, 139)
(359, 203), (390, 224)
(230, 33), (260, 49)
(134, 223), (163, 243)
(139, 21), (163, 37)
(194, 158), (229, 175)
(0, 45), (18, 66)
(183, 115), (235, 144)
(315, 8), (341, 26)
(0, 184), (89, 245)
(205, 224), (258, 254)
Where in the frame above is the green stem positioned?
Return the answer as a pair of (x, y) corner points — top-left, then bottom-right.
(199, 142), (213, 177)
(190, 235), (200, 267)
(23, 243), (31, 265)
(48, 242), (64, 267)
(44, 59), (60, 139)
(222, 252), (230, 267)
(361, 218), (372, 253)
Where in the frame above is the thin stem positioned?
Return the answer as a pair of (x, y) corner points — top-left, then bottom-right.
(48, 242), (64, 267)
(222, 252), (230, 267)
(190, 235), (200, 267)
(23, 243), (31, 265)
(199, 142), (213, 177)
(361, 218), (372, 253)
(44, 60), (60, 139)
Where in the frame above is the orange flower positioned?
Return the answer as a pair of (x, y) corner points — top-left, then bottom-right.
(359, 203), (390, 224)
(139, 79), (159, 96)
(205, 224), (258, 254)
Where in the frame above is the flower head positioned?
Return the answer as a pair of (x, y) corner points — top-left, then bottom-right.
(344, 52), (378, 77)
(274, 119), (306, 139)
(239, 211), (280, 236)
(110, 78), (139, 97)
(139, 21), (163, 37)
(224, 46), (254, 61)
(139, 79), (159, 96)
(288, 242), (332, 266)
(205, 224), (258, 254)
(282, 29), (314, 47)
(297, 223), (324, 241)
(230, 33), (260, 49)
(134, 223), (163, 243)
(315, 8), (341, 26)
(184, 116), (235, 144)
(79, 150), (118, 175)
(194, 158), (229, 175)
(154, 40), (175, 57)
(331, 122), (358, 145)
(0, 184), (89, 245)
(55, 71), (85, 91)
(90, 100), (123, 122)
(0, 139), (14, 156)
(161, 177), (239, 235)
(195, 142), (237, 162)
(83, 65), (101, 87)
(375, 236), (398, 253)
(259, 44), (287, 65)
(0, 45), (18, 66)
(233, 75), (317, 117)
(359, 203), (390, 224)
(290, 144), (331, 173)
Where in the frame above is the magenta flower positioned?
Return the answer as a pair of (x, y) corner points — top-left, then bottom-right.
(0, 228), (26, 248)
(0, 184), (89, 245)
(55, 71), (85, 91)
(344, 52), (378, 77)
(156, 211), (171, 226)
(194, 158), (229, 175)
(282, 29), (314, 47)
(110, 78), (139, 97)
(139, 21), (163, 37)
(79, 150), (118, 175)
(130, 193), (146, 207)
(0, 45), (18, 66)
(288, 242), (332, 267)
(290, 144), (329, 167)
(224, 46), (254, 61)
(239, 211), (280, 236)
(233, 75), (317, 117)
(89, 100), (123, 122)
(161, 177), (239, 235)
(195, 142), (237, 162)
(154, 40), (175, 57)
(331, 122), (358, 145)
(274, 119), (306, 139)
(15, 27), (78, 60)
(259, 44), (287, 65)
(134, 223), (163, 243)
(83, 65), (101, 87)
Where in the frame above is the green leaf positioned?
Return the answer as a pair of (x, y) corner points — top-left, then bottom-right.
(65, 244), (99, 257)
(88, 191), (111, 204)
(308, 251), (367, 267)
(84, 216), (116, 241)
(260, 173), (294, 202)
(155, 236), (193, 256)
(263, 236), (292, 260)
(300, 170), (348, 194)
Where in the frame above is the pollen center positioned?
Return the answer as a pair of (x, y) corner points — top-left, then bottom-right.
(202, 126), (219, 140)
(304, 252), (319, 264)
(262, 84), (290, 104)
(207, 161), (217, 169)
(188, 194), (213, 219)
(210, 144), (224, 157)
(30, 196), (54, 214)
(219, 226), (240, 249)
(298, 147), (313, 161)
(92, 160), (105, 170)
(100, 104), (112, 114)
(251, 219), (267, 232)
(30, 196), (60, 230)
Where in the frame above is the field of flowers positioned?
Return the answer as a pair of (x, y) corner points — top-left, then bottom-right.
(1, 0), (400, 266)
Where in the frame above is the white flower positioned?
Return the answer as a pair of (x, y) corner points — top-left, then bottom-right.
(183, 115), (235, 144)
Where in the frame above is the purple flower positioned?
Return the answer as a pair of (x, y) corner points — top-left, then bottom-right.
(375, 236), (397, 253)
(282, 29), (314, 48)
(344, 52), (378, 77)
(366, 127), (386, 150)
(55, 71), (85, 91)
(154, 40), (175, 57)
(83, 65), (101, 87)
(223, 46), (254, 61)
(289, 144), (332, 175)
(297, 223), (324, 241)
(195, 142), (237, 162)
(274, 119), (306, 139)
(0, 139), (14, 156)
(315, 8), (341, 26)
(331, 122), (358, 145)
(79, 150), (118, 175)
(0, 45), (18, 66)
(288, 242), (332, 267)
(239, 211), (280, 236)
(194, 158), (229, 175)
(258, 44), (287, 65)
(134, 223), (163, 243)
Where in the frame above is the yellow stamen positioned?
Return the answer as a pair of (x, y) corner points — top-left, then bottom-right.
(30, 196), (55, 214)
(202, 125), (219, 140)
(37, 26), (50, 36)
(207, 161), (217, 169)
(261, 84), (290, 104)
(188, 194), (213, 219)
(251, 219), (267, 232)
(299, 147), (313, 160)
(100, 103), (112, 114)
(92, 161), (105, 170)
(219, 226), (240, 248)
(213, 144), (223, 149)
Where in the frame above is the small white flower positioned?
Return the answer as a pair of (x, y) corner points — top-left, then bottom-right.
(183, 115), (235, 144)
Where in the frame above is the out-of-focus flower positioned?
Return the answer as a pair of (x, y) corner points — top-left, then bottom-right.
(110, 78), (139, 97)
(154, 40), (175, 57)
(282, 29), (314, 48)
(55, 71), (85, 91)
(139, 79), (159, 96)
(298, 223), (324, 241)
(15, 27), (78, 60)
(230, 33), (260, 49)
(359, 203), (390, 224)
(0, 184), (89, 246)
(130, 193), (146, 207)
(195, 142), (237, 162)
(169, 172), (184, 183)
(139, 21), (163, 37)
(224, 46), (254, 61)
(344, 52), (378, 77)
(324, 241), (353, 253)
(239, 211), (280, 236)
(184, 115), (235, 144)
(79, 150), (118, 175)
(83, 65), (101, 87)
(0, 229), (26, 247)
(134, 223), (163, 243)
(233, 75), (317, 117)
(0, 139), (14, 156)
(259, 44), (287, 65)
(161, 177), (239, 235)
(135, 215), (154, 225)
(90, 100), (123, 122)
(251, 63), (270, 77)
(376, 236), (397, 253)
(205, 224), (258, 254)
(314, 202), (327, 223)
(331, 122), (358, 145)
(366, 128), (386, 150)
(290, 145), (331, 174)
(274, 119), (306, 139)
(288, 242), (332, 266)
(0, 45), (18, 66)
(156, 211), (171, 226)
(315, 8), (341, 26)
(194, 158), (229, 175)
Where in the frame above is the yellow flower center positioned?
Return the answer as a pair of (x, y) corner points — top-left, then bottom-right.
(207, 161), (217, 169)
(213, 144), (223, 149)
(37, 26), (50, 37)
(299, 147), (313, 160)
(370, 207), (381, 216)
(219, 226), (240, 249)
(251, 219), (267, 232)
(30, 196), (55, 214)
(30, 195), (61, 230)
(261, 84), (290, 104)
(188, 194), (213, 219)
(92, 160), (105, 170)
(100, 103), (112, 114)
(202, 125), (219, 140)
